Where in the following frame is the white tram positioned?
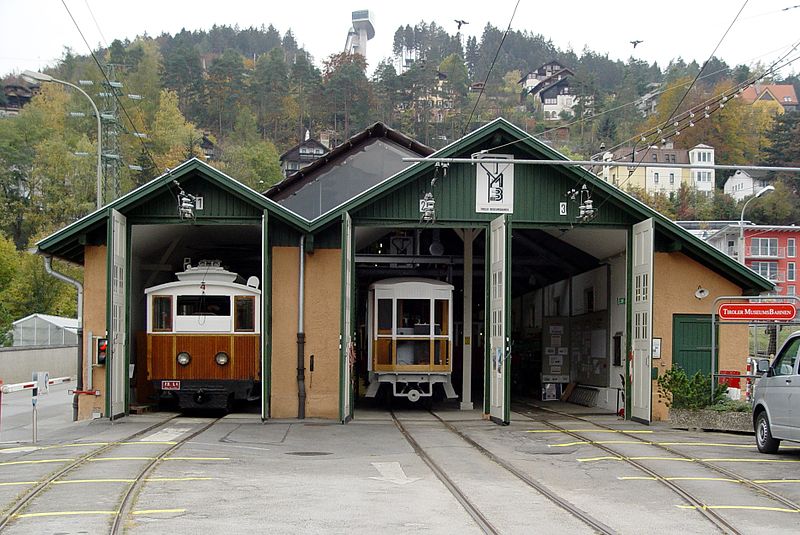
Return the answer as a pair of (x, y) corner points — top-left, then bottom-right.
(144, 260), (261, 410)
(365, 278), (458, 402)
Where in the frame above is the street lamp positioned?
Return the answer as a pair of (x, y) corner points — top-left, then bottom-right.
(739, 185), (775, 264)
(22, 70), (103, 210)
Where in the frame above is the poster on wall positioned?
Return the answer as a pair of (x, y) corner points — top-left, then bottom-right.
(474, 153), (514, 213)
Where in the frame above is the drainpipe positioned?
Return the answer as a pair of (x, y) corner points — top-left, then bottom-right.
(43, 255), (83, 421)
(297, 235), (306, 419)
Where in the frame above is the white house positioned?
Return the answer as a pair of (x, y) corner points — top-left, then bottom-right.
(724, 169), (771, 201)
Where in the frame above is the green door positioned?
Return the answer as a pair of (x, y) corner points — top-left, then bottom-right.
(672, 314), (717, 376)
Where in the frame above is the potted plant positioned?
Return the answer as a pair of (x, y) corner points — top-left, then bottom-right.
(657, 366), (753, 433)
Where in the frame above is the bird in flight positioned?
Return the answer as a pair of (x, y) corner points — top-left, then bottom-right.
(630, 40), (643, 48)
(455, 19), (469, 30)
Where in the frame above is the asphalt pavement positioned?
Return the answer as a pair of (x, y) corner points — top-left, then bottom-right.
(2, 388), (799, 534)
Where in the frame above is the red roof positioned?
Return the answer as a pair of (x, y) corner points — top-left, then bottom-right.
(740, 84), (798, 106)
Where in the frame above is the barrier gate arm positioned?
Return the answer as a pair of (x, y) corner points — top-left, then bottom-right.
(0, 376), (73, 394)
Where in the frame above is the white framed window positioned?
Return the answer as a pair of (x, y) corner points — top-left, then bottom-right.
(789, 285), (796, 296)
(789, 262), (796, 282)
(654, 172), (659, 183)
(788, 238), (796, 258)
(752, 261), (779, 280)
(669, 173), (675, 185)
(751, 237), (778, 256)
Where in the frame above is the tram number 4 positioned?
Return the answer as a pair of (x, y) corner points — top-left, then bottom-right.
(161, 380), (181, 390)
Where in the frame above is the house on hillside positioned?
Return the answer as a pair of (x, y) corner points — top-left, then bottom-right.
(740, 84), (798, 113)
(519, 61), (585, 121)
(637, 83), (662, 117)
(724, 169), (771, 201)
(601, 142), (715, 195)
(279, 138), (330, 178)
(1, 81), (36, 117)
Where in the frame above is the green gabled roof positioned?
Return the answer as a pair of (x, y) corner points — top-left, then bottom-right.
(304, 117), (772, 294)
(37, 158), (307, 264)
(36, 121), (773, 294)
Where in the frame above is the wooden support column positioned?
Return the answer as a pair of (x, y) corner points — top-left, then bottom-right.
(457, 228), (480, 410)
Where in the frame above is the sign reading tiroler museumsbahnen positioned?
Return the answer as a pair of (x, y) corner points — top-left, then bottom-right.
(717, 302), (797, 321)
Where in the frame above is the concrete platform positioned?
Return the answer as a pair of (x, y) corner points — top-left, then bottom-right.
(2, 389), (799, 533)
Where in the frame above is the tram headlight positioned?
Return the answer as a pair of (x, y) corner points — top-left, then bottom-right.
(215, 351), (229, 366)
(176, 351), (191, 366)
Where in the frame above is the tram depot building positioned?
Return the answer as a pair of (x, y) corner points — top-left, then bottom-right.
(37, 119), (772, 425)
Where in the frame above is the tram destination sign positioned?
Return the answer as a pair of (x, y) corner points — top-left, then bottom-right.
(717, 302), (797, 321)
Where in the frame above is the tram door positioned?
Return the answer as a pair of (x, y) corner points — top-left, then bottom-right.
(340, 212), (354, 422)
(488, 215), (511, 424)
(108, 209), (127, 419)
(631, 219), (653, 423)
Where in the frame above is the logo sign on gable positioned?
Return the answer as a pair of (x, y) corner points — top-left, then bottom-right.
(474, 154), (514, 214)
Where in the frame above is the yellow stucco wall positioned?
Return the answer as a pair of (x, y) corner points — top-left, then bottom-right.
(652, 252), (748, 421)
(79, 245), (107, 420)
(270, 246), (342, 419)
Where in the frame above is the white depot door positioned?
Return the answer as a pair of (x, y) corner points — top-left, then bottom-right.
(489, 215), (510, 424)
(631, 218), (653, 423)
(109, 209), (127, 418)
(340, 212), (354, 422)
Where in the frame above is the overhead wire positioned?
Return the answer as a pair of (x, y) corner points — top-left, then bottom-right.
(460, 0), (521, 138)
(60, 0), (182, 204)
(621, 0), (750, 182)
(489, 34), (800, 157)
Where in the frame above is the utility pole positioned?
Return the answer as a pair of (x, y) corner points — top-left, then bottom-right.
(99, 64), (123, 202)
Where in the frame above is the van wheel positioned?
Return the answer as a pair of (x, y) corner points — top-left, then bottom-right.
(756, 412), (780, 454)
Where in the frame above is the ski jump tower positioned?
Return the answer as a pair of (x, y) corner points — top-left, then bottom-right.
(344, 10), (375, 57)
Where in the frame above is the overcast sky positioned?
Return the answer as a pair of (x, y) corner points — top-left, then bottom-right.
(2, 1), (799, 79)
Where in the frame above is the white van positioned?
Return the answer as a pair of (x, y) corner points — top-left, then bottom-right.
(752, 332), (800, 453)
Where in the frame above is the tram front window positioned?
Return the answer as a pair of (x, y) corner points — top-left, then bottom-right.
(177, 296), (231, 316)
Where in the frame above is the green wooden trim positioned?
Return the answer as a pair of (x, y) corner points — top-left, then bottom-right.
(625, 228), (632, 420)
(105, 208), (112, 418)
(262, 210), (271, 420)
(37, 158), (307, 261)
(124, 222), (132, 414)
(339, 213), (346, 422)
(483, 220), (491, 415)
(504, 215), (512, 423)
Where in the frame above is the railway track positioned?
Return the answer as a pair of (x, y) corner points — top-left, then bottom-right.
(518, 401), (800, 513)
(390, 409), (617, 534)
(516, 401), (800, 534)
(0, 415), (221, 534)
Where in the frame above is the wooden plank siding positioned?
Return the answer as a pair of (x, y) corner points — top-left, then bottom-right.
(352, 161), (632, 227)
(147, 334), (259, 380)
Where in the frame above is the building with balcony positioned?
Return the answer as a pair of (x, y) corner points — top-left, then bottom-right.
(704, 224), (800, 295)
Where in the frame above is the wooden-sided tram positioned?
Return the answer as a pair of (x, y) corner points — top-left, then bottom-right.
(365, 278), (458, 402)
(144, 260), (261, 410)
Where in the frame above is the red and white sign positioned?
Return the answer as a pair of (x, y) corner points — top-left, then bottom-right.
(161, 380), (181, 390)
(718, 303), (797, 321)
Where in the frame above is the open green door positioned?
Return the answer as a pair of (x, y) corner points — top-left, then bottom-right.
(488, 214), (511, 424)
(107, 208), (127, 419)
(340, 212), (355, 422)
